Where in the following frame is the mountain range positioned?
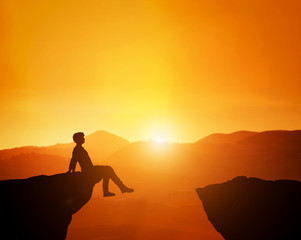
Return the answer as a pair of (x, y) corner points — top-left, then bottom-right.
(0, 130), (129, 160)
(1, 129), (300, 183)
(0, 131), (129, 179)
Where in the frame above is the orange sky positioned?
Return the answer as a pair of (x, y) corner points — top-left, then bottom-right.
(1, 0), (301, 149)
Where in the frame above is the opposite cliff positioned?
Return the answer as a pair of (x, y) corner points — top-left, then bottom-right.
(0, 172), (100, 240)
(196, 176), (301, 240)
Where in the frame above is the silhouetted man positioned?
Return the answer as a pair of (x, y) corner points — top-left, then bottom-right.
(67, 132), (134, 197)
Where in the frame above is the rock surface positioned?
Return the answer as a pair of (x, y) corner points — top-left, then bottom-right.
(196, 176), (301, 240)
(0, 172), (100, 240)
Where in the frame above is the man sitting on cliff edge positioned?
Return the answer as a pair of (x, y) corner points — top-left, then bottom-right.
(67, 132), (134, 197)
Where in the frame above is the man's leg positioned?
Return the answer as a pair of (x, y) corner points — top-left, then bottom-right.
(102, 175), (114, 197)
(94, 165), (134, 197)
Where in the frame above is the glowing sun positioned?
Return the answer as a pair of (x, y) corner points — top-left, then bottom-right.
(151, 135), (168, 143)
(146, 121), (176, 144)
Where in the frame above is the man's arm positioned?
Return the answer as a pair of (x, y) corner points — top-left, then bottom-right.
(67, 150), (77, 173)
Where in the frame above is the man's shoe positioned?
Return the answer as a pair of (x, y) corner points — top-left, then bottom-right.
(121, 187), (134, 194)
(103, 191), (116, 197)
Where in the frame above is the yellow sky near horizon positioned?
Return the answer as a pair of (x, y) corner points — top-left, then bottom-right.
(1, 0), (301, 149)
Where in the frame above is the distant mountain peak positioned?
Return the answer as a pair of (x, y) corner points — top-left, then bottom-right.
(197, 131), (258, 144)
(0, 130), (130, 160)
(237, 129), (301, 145)
(84, 130), (130, 145)
(88, 130), (114, 136)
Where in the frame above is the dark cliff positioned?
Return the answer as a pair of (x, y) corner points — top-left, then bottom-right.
(196, 176), (301, 240)
(0, 172), (100, 240)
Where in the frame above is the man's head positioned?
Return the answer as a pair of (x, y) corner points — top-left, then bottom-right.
(73, 132), (85, 145)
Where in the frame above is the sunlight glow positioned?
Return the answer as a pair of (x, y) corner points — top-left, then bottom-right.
(151, 136), (167, 144)
(146, 120), (176, 145)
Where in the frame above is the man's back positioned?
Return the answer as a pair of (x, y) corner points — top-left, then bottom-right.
(71, 145), (94, 172)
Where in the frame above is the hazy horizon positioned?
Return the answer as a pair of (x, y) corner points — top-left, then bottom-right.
(1, 128), (301, 150)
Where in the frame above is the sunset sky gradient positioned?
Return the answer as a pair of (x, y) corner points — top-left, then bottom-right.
(1, 0), (301, 148)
